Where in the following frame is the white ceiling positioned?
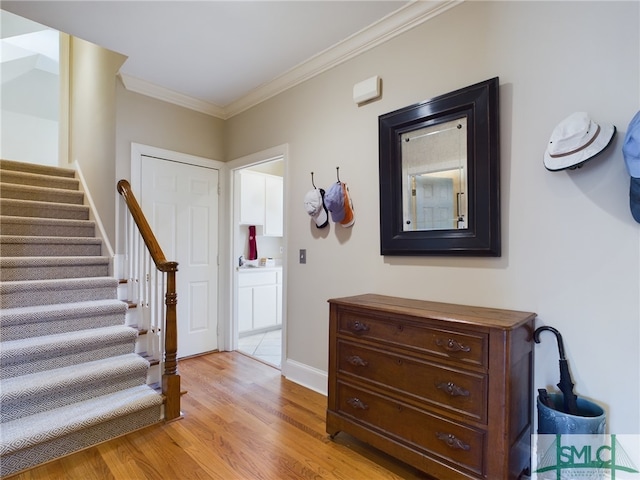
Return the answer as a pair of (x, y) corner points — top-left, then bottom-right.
(1, 1), (459, 118)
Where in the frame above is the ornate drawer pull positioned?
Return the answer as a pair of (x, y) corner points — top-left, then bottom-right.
(436, 432), (470, 451)
(350, 320), (370, 333)
(347, 355), (368, 367)
(436, 382), (470, 397)
(347, 397), (369, 410)
(436, 337), (471, 353)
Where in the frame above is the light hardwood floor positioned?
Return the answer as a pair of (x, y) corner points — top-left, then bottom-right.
(9, 352), (431, 480)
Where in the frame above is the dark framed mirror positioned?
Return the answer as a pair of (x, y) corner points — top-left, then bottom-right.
(379, 77), (500, 256)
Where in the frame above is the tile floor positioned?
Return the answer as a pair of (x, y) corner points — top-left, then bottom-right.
(237, 328), (282, 368)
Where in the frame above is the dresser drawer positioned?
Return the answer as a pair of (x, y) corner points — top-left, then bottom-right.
(338, 310), (487, 368)
(337, 381), (486, 476)
(337, 340), (487, 422)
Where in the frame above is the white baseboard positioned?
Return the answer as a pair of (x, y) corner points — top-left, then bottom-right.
(282, 358), (328, 396)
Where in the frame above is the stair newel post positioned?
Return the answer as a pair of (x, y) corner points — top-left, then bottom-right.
(162, 263), (181, 421)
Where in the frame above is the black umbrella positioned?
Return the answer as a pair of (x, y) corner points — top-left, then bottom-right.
(534, 326), (579, 415)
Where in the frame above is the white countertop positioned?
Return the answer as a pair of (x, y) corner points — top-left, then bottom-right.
(237, 265), (282, 273)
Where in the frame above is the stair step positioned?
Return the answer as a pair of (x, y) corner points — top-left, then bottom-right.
(0, 354), (150, 423)
(0, 325), (139, 380)
(0, 299), (127, 341)
(0, 235), (102, 257)
(0, 276), (118, 309)
(139, 352), (160, 366)
(0, 385), (162, 477)
(0, 216), (95, 237)
(0, 159), (76, 178)
(0, 256), (110, 281)
(0, 183), (84, 205)
(0, 198), (90, 220)
(0, 169), (79, 191)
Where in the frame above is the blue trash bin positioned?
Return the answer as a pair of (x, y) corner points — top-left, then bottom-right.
(537, 393), (606, 434)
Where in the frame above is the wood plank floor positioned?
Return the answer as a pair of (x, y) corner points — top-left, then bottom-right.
(9, 352), (432, 480)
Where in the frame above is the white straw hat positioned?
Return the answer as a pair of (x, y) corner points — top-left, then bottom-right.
(544, 112), (616, 171)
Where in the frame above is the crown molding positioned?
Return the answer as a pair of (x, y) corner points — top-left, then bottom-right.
(120, 0), (462, 120)
(225, 0), (461, 118)
(120, 73), (227, 118)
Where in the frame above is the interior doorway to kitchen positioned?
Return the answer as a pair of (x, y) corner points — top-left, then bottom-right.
(230, 146), (287, 370)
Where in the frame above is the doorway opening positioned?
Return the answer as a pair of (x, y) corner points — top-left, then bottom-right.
(231, 150), (286, 370)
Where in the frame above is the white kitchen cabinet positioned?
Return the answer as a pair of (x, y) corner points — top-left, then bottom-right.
(252, 284), (278, 329)
(239, 170), (266, 225)
(238, 267), (282, 334)
(239, 170), (283, 237)
(237, 286), (253, 333)
(276, 269), (283, 326)
(264, 175), (283, 236)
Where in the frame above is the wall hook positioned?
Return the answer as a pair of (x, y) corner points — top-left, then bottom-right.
(336, 166), (341, 183)
(311, 172), (316, 189)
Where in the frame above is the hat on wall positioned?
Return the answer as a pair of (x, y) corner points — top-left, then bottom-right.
(623, 110), (640, 223)
(304, 188), (328, 228)
(544, 112), (616, 171)
(340, 182), (355, 228)
(324, 182), (346, 223)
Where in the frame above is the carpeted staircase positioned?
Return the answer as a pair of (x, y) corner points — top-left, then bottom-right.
(0, 159), (163, 477)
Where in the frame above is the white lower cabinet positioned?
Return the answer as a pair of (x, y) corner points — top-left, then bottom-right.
(237, 287), (253, 333)
(238, 268), (282, 334)
(252, 285), (278, 329)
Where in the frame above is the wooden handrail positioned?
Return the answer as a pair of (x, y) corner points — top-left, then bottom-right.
(117, 179), (181, 421)
(117, 180), (177, 273)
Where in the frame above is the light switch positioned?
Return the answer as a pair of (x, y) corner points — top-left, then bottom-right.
(299, 249), (306, 264)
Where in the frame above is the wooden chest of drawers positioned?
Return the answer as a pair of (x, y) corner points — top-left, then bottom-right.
(326, 294), (536, 480)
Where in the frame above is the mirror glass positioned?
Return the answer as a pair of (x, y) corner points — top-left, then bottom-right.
(378, 77), (500, 256)
(401, 117), (467, 231)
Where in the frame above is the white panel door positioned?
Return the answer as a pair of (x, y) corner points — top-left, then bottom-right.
(141, 155), (219, 358)
(415, 175), (454, 230)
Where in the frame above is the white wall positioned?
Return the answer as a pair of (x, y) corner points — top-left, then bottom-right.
(115, 81), (225, 177)
(0, 11), (59, 166)
(1, 111), (58, 164)
(226, 1), (640, 434)
(114, 80), (226, 253)
(69, 36), (126, 245)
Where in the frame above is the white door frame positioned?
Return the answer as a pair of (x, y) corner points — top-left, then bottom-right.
(130, 143), (227, 353)
(225, 144), (289, 371)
